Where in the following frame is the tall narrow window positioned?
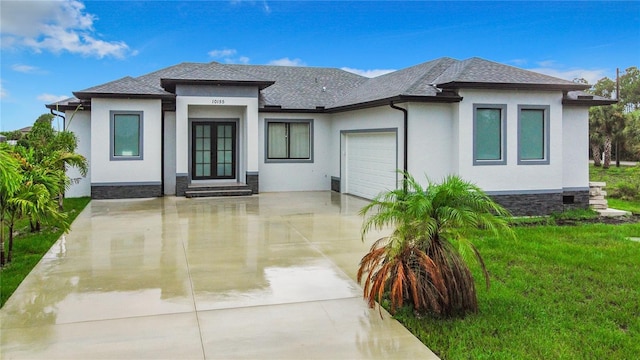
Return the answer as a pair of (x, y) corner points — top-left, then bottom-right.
(518, 105), (550, 165)
(473, 104), (506, 165)
(111, 111), (143, 160)
(265, 119), (313, 162)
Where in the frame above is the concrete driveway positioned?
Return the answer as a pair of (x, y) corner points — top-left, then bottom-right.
(1, 192), (438, 359)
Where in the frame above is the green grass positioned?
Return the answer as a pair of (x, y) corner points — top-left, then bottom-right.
(608, 198), (640, 215)
(590, 164), (640, 201)
(390, 223), (640, 359)
(0, 197), (90, 307)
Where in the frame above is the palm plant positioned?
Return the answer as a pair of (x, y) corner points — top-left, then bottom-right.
(357, 173), (513, 317)
(0, 145), (23, 266)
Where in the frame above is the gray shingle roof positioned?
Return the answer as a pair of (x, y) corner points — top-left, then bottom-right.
(328, 57), (458, 108)
(227, 64), (368, 109)
(74, 76), (174, 99)
(55, 57), (599, 111)
(136, 62), (206, 88)
(434, 57), (587, 90)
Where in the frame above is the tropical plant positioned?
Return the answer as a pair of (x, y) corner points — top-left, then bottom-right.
(0, 145), (23, 267)
(357, 173), (514, 317)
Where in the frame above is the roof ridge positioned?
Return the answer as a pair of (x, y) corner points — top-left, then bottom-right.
(404, 57), (459, 94)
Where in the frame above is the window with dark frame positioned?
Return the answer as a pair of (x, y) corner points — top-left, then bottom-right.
(473, 104), (506, 165)
(266, 120), (312, 161)
(110, 111), (143, 160)
(518, 105), (550, 165)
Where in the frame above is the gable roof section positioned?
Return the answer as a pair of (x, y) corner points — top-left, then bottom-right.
(434, 57), (589, 91)
(160, 62), (275, 92)
(74, 76), (175, 100)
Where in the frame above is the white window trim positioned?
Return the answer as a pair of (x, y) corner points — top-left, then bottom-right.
(473, 104), (507, 166)
(517, 105), (550, 165)
(110, 110), (144, 161)
(264, 118), (314, 163)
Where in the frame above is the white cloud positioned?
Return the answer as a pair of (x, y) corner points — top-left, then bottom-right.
(11, 64), (41, 74)
(230, 1), (271, 14)
(208, 48), (250, 64)
(0, 0), (131, 58)
(268, 57), (306, 67)
(341, 67), (396, 78)
(528, 66), (608, 85)
(208, 48), (237, 58)
(37, 93), (69, 103)
(0, 80), (7, 99)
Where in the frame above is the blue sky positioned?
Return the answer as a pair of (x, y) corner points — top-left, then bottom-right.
(1, 0), (639, 131)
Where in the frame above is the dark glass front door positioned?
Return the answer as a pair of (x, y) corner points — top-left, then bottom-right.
(192, 122), (236, 180)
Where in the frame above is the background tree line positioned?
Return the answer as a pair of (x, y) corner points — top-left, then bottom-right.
(583, 66), (640, 167)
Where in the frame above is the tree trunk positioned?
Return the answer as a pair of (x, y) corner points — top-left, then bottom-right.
(603, 135), (612, 169)
(591, 143), (602, 167)
(7, 223), (14, 263)
(0, 221), (5, 267)
(58, 192), (64, 211)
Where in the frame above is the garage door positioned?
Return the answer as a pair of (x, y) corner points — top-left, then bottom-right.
(345, 132), (397, 200)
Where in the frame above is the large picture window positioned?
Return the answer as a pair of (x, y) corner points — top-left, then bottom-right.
(473, 104), (506, 165)
(110, 111), (143, 160)
(518, 105), (550, 165)
(265, 119), (313, 162)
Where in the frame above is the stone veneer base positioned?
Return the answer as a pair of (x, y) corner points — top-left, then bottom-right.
(176, 175), (188, 196)
(247, 173), (259, 194)
(92, 184), (162, 199)
(490, 190), (589, 216)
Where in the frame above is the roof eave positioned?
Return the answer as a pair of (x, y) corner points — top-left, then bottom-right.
(438, 81), (589, 91)
(45, 100), (90, 111)
(259, 107), (326, 114)
(73, 92), (176, 100)
(562, 98), (618, 106)
(161, 78), (275, 92)
(325, 94), (463, 113)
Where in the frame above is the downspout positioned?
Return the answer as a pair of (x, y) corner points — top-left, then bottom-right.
(389, 101), (408, 190)
(161, 109), (165, 197)
(50, 109), (66, 131)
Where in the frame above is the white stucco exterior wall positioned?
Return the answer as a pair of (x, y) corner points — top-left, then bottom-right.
(258, 113), (333, 191)
(406, 102), (455, 183)
(65, 110), (91, 197)
(90, 98), (162, 184)
(456, 89), (565, 192)
(163, 111), (176, 195)
(562, 106), (590, 189)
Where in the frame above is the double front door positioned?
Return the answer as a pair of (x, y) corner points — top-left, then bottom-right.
(192, 122), (236, 180)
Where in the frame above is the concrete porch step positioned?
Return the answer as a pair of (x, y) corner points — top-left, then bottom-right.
(186, 189), (253, 198)
(185, 182), (253, 198)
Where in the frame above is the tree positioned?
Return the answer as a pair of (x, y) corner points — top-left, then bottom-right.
(18, 113), (87, 212)
(588, 68), (640, 165)
(624, 110), (640, 160)
(590, 105), (626, 168)
(0, 145), (23, 267)
(357, 173), (513, 317)
(620, 66), (640, 112)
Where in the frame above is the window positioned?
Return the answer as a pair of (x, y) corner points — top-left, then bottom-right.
(473, 104), (506, 165)
(110, 111), (143, 160)
(265, 119), (313, 162)
(518, 105), (550, 165)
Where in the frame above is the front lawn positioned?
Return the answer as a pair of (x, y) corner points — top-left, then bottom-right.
(0, 197), (90, 307)
(391, 223), (640, 359)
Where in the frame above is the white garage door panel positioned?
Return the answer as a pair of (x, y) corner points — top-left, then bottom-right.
(346, 132), (397, 200)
